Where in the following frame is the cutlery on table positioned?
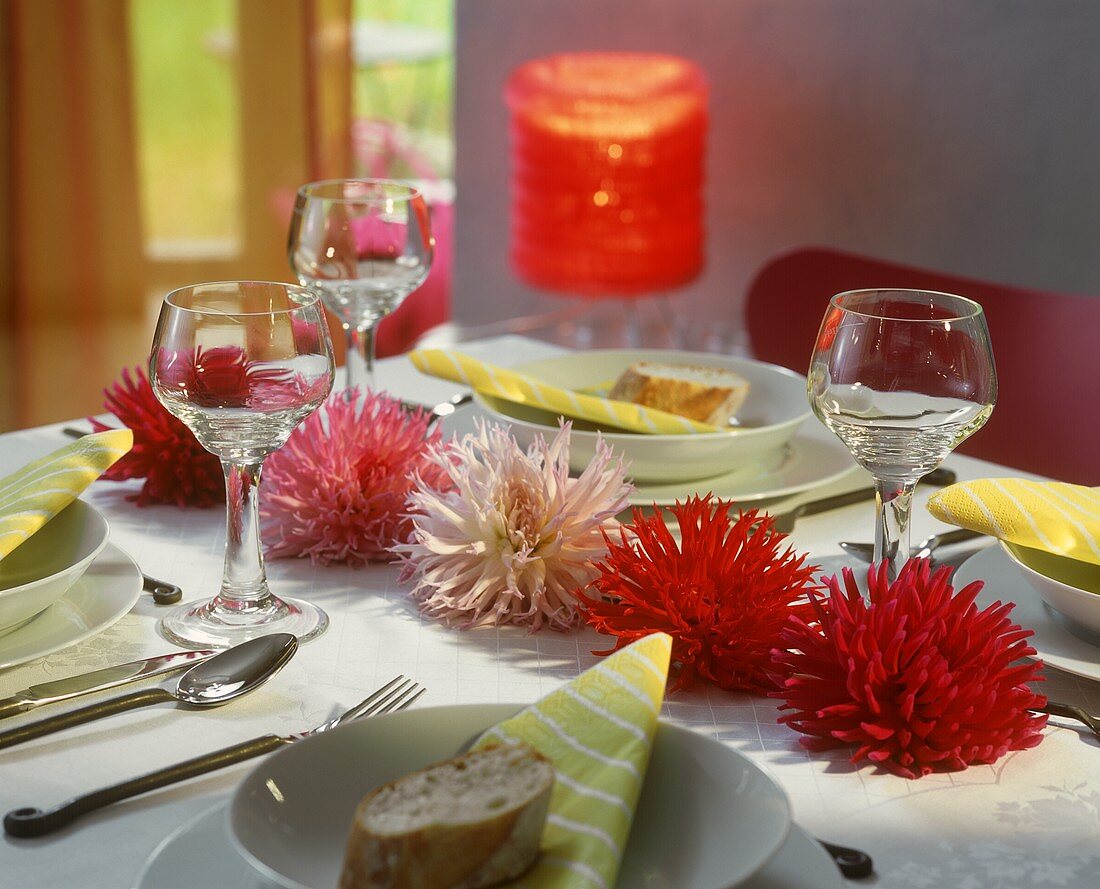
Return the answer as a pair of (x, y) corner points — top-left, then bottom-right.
(1038, 701), (1100, 738)
(837, 527), (985, 562)
(767, 466), (956, 533)
(0, 633), (296, 751)
(142, 574), (183, 605)
(818, 838), (875, 879)
(0, 649), (216, 721)
(397, 392), (472, 428)
(3, 676), (424, 838)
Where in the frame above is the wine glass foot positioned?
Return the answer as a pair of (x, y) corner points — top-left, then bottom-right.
(156, 595), (329, 650)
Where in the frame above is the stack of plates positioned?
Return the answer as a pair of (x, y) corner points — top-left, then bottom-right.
(0, 500), (142, 670)
(456, 349), (860, 507)
(137, 704), (846, 888)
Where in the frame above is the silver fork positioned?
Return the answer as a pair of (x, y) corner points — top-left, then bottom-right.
(1038, 701), (1100, 737)
(3, 676), (425, 838)
(837, 528), (985, 562)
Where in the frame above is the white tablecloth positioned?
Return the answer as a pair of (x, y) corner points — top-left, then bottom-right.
(1, 335), (1097, 888)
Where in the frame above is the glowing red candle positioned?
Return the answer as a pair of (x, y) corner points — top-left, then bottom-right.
(506, 53), (708, 298)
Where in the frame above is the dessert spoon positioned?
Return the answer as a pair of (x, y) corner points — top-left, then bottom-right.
(0, 633), (297, 751)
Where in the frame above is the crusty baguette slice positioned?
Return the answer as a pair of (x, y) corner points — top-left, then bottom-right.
(339, 743), (554, 889)
(608, 361), (750, 426)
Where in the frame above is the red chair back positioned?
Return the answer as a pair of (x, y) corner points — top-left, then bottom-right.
(744, 246), (1100, 483)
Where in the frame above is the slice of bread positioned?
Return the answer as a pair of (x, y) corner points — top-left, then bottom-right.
(608, 362), (750, 427)
(338, 743), (555, 889)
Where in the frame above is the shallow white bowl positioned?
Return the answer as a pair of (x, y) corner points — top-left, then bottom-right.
(473, 349), (811, 483)
(230, 703), (792, 889)
(0, 500), (110, 636)
(1000, 540), (1100, 639)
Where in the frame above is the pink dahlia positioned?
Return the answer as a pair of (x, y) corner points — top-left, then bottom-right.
(773, 559), (1048, 779)
(394, 422), (632, 631)
(260, 390), (453, 566)
(89, 366), (223, 508)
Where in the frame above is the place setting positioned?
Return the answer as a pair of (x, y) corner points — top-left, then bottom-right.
(2, 168), (1097, 889)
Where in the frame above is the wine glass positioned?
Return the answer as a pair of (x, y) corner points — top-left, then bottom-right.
(149, 281), (335, 649)
(808, 289), (997, 579)
(288, 178), (433, 393)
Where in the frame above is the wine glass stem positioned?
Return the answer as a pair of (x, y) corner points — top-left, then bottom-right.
(874, 478), (916, 579)
(344, 322), (377, 393)
(220, 459), (270, 606)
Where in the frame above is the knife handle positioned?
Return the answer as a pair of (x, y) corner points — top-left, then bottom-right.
(4, 733), (287, 837)
(0, 698), (30, 721)
(0, 688), (175, 751)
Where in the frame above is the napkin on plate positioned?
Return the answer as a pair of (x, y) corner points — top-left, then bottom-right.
(0, 429), (132, 560)
(473, 632), (671, 889)
(927, 478), (1100, 566)
(408, 349), (720, 435)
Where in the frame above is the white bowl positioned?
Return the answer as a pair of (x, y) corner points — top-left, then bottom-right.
(229, 703), (792, 889)
(0, 500), (110, 636)
(473, 349), (811, 483)
(1000, 540), (1100, 639)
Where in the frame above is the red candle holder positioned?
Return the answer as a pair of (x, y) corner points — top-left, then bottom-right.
(505, 53), (708, 300)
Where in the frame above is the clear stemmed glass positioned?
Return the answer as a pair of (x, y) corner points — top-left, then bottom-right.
(808, 289), (997, 579)
(149, 281), (335, 649)
(288, 178), (433, 393)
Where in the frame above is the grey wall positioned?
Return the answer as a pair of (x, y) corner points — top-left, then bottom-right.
(453, 0), (1100, 338)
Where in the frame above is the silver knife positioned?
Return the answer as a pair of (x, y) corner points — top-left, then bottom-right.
(0, 649), (216, 720)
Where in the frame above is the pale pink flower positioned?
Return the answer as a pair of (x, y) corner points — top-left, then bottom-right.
(394, 421), (632, 631)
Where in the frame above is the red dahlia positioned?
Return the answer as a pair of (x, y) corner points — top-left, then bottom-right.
(577, 496), (819, 692)
(89, 366), (223, 508)
(773, 559), (1047, 779)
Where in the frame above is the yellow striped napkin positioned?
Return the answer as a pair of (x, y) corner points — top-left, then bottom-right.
(0, 430), (132, 560)
(928, 478), (1100, 567)
(474, 633), (672, 889)
(408, 349), (720, 434)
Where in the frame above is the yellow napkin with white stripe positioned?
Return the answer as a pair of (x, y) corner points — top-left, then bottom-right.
(474, 632), (671, 889)
(0, 430), (132, 560)
(408, 349), (719, 434)
(928, 478), (1100, 567)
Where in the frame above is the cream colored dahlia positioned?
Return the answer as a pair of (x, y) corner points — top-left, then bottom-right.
(393, 421), (632, 631)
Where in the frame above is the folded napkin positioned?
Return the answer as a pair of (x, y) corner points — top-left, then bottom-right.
(0, 430), (132, 560)
(927, 477), (1100, 566)
(408, 349), (719, 434)
(474, 632), (672, 889)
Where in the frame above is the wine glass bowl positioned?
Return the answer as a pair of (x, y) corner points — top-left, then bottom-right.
(289, 178), (433, 393)
(149, 281), (335, 649)
(808, 289), (996, 575)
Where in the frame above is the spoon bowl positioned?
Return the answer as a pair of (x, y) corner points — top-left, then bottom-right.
(0, 633), (298, 751)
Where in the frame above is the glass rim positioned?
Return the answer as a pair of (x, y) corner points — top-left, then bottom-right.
(163, 281), (321, 315)
(294, 177), (423, 204)
(830, 288), (984, 322)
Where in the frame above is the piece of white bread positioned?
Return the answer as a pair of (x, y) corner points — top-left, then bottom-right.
(608, 362), (750, 426)
(338, 743), (555, 889)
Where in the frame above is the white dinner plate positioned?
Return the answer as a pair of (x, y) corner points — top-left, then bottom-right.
(0, 543), (142, 670)
(229, 703), (792, 889)
(445, 404), (858, 507)
(954, 544), (1100, 681)
(134, 803), (841, 889)
(629, 420), (858, 506)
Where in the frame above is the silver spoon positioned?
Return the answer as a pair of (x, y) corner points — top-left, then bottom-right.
(838, 528), (985, 563)
(0, 633), (297, 751)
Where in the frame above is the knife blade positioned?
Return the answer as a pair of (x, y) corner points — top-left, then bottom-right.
(769, 466), (956, 532)
(0, 649), (216, 721)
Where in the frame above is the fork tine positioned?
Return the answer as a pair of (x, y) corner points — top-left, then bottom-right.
(348, 681), (424, 725)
